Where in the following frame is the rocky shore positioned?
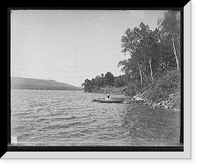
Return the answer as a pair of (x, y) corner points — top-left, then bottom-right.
(89, 86), (180, 112)
(124, 92), (180, 112)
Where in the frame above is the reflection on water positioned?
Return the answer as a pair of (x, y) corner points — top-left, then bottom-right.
(11, 89), (180, 146)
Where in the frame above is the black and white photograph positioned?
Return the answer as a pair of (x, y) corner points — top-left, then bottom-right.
(3, 1), (195, 159)
(6, 6), (192, 158)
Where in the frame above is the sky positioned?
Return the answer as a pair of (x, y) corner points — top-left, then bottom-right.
(11, 10), (166, 87)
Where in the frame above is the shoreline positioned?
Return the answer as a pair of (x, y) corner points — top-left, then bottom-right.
(88, 86), (180, 113)
(133, 92), (180, 112)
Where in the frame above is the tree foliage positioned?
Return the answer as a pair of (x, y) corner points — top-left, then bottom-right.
(118, 10), (181, 94)
(82, 71), (119, 92)
(82, 10), (181, 98)
(146, 70), (180, 102)
(104, 72), (115, 86)
(158, 10), (181, 70)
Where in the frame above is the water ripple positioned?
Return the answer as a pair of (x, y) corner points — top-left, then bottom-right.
(11, 90), (180, 146)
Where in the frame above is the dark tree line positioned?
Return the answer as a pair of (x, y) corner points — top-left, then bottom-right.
(82, 72), (130, 92)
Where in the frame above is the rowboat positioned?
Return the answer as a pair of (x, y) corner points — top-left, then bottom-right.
(92, 98), (124, 103)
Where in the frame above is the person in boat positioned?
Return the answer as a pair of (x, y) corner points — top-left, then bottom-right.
(106, 94), (110, 100)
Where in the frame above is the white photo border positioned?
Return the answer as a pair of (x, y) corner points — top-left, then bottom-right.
(3, 2), (191, 159)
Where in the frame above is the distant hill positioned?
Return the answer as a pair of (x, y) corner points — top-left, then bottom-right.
(11, 77), (83, 90)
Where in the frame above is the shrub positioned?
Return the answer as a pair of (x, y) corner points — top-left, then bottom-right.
(146, 70), (180, 102)
(123, 82), (136, 96)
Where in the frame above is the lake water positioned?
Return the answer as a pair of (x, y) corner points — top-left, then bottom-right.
(11, 89), (180, 146)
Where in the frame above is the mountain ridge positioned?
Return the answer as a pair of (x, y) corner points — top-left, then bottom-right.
(11, 77), (83, 90)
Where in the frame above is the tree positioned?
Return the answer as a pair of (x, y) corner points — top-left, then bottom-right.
(145, 29), (161, 83)
(114, 74), (131, 88)
(82, 79), (92, 92)
(120, 22), (160, 86)
(158, 10), (181, 70)
(121, 26), (143, 86)
(114, 76), (123, 87)
(104, 72), (115, 86)
(94, 75), (104, 87)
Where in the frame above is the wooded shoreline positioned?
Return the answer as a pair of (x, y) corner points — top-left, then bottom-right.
(82, 10), (181, 113)
(89, 85), (180, 112)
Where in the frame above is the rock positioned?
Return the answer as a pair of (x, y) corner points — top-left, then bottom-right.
(134, 96), (144, 102)
(162, 104), (169, 109)
(151, 103), (158, 109)
(144, 101), (150, 105)
(149, 101), (153, 106)
(173, 108), (180, 112)
(168, 105), (173, 109)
